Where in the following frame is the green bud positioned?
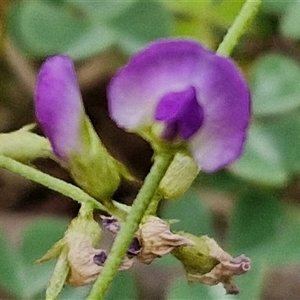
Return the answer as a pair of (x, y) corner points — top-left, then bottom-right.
(172, 232), (219, 275)
(159, 152), (199, 199)
(66, 208), (102, 247)
(0, 125), (51, 162)
(68, 117), (121, 201)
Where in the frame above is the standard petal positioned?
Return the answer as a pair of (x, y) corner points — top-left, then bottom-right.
(35, 55), (84, 160)
(189, 55), (250, 172)
(108, 39), (210, 129)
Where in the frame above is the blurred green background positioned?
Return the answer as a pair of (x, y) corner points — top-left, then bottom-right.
(1, 0), (300, 299)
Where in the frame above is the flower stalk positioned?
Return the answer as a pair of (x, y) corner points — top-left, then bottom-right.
(87, 152), (174, 299)
(216, 0), (262, 57)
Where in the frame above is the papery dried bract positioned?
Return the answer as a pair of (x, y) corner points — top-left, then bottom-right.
(136, 216), (195, 264)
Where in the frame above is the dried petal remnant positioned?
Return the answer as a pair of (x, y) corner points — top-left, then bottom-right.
(172, 233), (251, 294)
(136, 216), (195, 264)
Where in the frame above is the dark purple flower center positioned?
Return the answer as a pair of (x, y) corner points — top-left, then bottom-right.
(154, 86), (204, 141)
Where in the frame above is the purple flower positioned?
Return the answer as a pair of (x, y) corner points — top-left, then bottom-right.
(34, 55), (121, 199)
(108, 39), (250, 172)
(35, 55), (84, 161)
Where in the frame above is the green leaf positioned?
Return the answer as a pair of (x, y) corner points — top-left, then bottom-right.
(104, 272), (137, 300)
(160, 190), (214, 236)
(266, 113), (300, 174)
(66, 0), (136, 23)
(195, 170), (246, 192)
(110, 0), (173, 53)
(231, 123), (288, 187)
(8, 0), (173, 60)
(64, 26), (116, 60)
(228, 190), (284, 253)
(0, 228), (24, 297)
(58, 285), (92, 300)
(8, 1), (88, 56)
(20, 217), (68, 264)
(166, 277), (212, 300)
(251, 54), (300, 116)
(18, 217), (68, 298)
(233, 256), (267, 300)
(280, 2), (300, 39)
(58, 272), (137, 300)
(262, 0), (290, 15)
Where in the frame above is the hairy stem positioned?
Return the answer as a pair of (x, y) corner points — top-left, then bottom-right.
(87, 152), (174, 299)
(0, 155), (129, 218)
(216, 0), (262, 57)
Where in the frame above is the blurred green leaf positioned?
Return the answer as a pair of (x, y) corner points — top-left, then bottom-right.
(58, 285), (92, 300)
(64, 26), (116, 60)
(67, 0), (136, 23)
(228, 190), (284, 252)
(234, 256), (267, 300)
(166, 277), (212, 300)
(268, 113), (300, 174)
(280, 2), (300, 39)
(20, 217), (69, 264)
(58, 267), (137, 299)
(19, 217), (68, 298)
(8, 1), (88, 56)
(8, 0), (173, 60)
(255, 209), (300, 265)
(262, 0), (290, 15)
(104, 272), (137, 300)
(160, 190), (214, 236)
(109, 0), (173, 53)
(251, 54), (300, 116)
(231, 123), (288, 187)
(195, 170), (246, 192)
(0, 228), (24, 297)
(233, 207), (300, 299)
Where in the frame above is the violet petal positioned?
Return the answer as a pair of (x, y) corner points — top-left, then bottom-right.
(108, 39), (250, 172)
(155, 86), (204, 140)
(35, 55), (84, 161)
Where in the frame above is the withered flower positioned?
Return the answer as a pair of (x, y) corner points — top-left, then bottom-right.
(172, 233), (251, 294)
(136, 216), (195, 264)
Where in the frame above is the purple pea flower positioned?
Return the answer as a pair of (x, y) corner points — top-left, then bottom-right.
(108, 39), (250, 172)
(35, 55), (121, 200)
(35, 55), (84, 161)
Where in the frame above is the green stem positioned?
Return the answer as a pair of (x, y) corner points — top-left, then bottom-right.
(87, 152), (174, 299)
(143, 192), (163, 217)
(0, 155), (129, 218)
(46, 247), (69, 300)
(216, 0), (261, 57)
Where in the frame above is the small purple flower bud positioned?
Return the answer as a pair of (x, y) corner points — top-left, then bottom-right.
(108, 39), (251, 172)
